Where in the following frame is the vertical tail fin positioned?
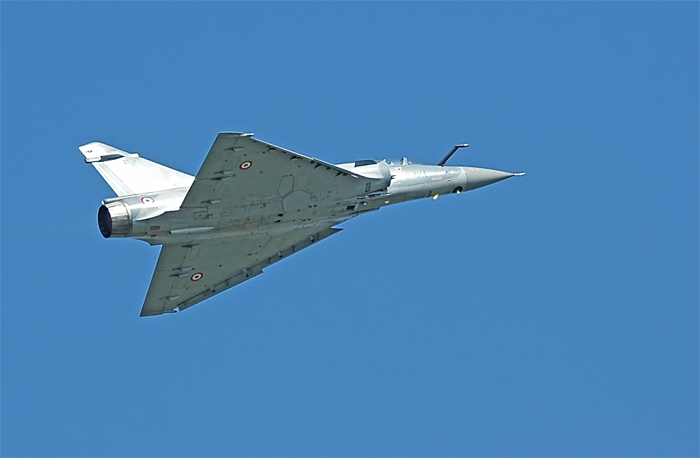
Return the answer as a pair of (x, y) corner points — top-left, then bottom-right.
(79, 142), (194, 196)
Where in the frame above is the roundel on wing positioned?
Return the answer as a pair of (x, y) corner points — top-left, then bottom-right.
(190, 272), (204, 281)
(239, 161), (253, 170)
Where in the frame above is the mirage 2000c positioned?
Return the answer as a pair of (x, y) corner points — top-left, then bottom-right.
(81, 133), (524, 316)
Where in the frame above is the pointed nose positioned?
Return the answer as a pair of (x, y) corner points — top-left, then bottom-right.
(462, 167), (524, 191)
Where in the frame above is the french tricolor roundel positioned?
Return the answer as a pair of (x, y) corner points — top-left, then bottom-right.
(239, 161), (253, 170)
(141, 196), (155, 204)
(190, 272), (203, 281)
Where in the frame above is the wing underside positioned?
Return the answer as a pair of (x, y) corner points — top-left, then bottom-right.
(140, 132), (385, 316)
(140, 225), (341, 316)
(179, 133), (386, 210)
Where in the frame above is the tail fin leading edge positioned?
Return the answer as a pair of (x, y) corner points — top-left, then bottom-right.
(79, 142), (194, 196)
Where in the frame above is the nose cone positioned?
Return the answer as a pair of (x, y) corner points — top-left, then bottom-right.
(463, 167), (525, 191)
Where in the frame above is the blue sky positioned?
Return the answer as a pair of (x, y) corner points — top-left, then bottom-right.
(1, 2), (698, 456)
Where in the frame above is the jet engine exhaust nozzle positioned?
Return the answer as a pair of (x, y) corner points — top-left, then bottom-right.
(98, 201), (132, 238)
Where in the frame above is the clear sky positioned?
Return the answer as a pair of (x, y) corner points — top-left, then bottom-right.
(1, 2), (698, 457)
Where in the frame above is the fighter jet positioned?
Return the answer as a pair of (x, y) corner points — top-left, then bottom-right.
(81, 132), (524, 316)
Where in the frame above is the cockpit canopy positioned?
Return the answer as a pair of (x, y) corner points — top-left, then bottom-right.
(382, 157), (413, 166)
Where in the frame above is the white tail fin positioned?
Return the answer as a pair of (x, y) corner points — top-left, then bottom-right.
(79, 142), (194, 196)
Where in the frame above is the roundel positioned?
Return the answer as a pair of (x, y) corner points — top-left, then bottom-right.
(141, 196), (155, 204)
(190, 272), (204, 281)
(239, 160), (253, 170)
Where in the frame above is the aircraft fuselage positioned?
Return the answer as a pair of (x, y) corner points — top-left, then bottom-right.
(107, 162), (517, 245)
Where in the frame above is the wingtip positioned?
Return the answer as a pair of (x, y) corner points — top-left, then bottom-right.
(139, 309), (177, 317)
(513, 172), (526, 176)
(220, 132), (255, 138)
